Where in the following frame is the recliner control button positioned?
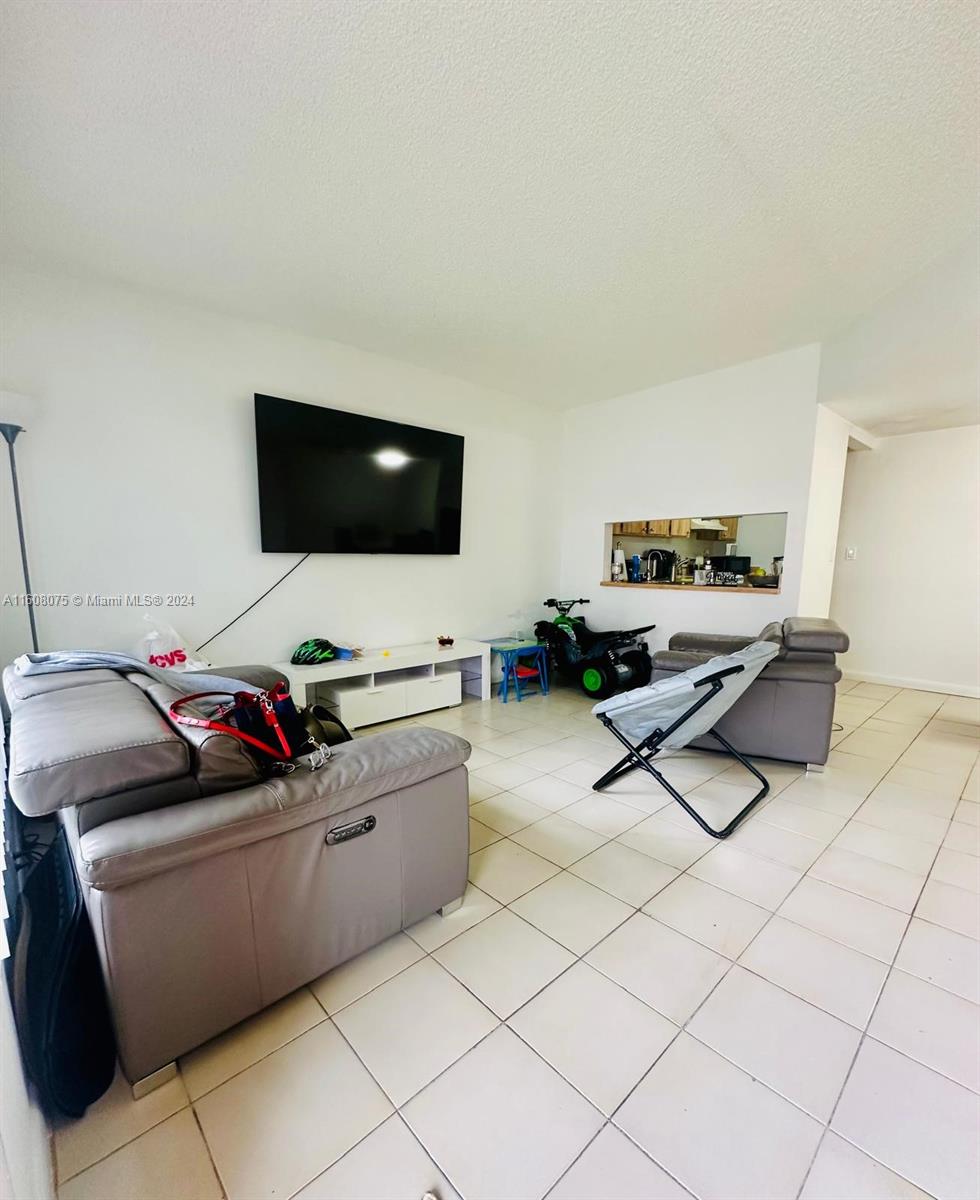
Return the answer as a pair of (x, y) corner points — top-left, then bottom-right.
(324, 815), (377, 845)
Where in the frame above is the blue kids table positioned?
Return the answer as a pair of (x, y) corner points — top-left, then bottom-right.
(489, 639), (550, 703)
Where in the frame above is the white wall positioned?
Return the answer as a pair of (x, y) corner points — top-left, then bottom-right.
(0, 268), (558, 667)
(557, 345), (822, 652)
(819, 236), (980, 436)
(1, 967), (54, 1200)
(797, 405), (852, 616)
(734, 512), (788, 572)
(830, 426), (980, 696)
(0, 744), (54, 1200)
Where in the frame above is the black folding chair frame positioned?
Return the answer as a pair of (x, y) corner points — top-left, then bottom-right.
(592, 664), (770, 839)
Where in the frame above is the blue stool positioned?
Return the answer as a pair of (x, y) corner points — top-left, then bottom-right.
(493, 642), (550, 703)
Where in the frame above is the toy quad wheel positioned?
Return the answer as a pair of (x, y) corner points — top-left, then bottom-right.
(578, 660), (617, 700)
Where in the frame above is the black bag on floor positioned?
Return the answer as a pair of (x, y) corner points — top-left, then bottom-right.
(11, 825), (116, 1118)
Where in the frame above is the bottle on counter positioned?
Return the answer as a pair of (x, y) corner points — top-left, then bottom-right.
(611, 541), (626, 582)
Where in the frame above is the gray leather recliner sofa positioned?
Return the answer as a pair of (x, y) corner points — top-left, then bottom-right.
(3, 664), (470, 1090)
(651, 617), (849, 767)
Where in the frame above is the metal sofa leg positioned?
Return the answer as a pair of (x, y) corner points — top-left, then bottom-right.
(806, 762), (826, 773)
(439, 897), (464, 916)
(131, 1061), (177, 1099)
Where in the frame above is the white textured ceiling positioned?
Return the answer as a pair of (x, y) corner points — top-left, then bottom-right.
(1, 0), (977, 409)
(820, 237), (980, 435)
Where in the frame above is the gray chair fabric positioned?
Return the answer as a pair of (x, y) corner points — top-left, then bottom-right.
(591, 642), (782, 839)
(653, 616), (847, 766)
(594, 641), (781, 745)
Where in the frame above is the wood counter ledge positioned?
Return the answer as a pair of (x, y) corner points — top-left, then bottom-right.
(600, 581), (781, 595)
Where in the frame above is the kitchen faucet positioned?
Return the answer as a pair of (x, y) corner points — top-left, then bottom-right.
(645, 548), (676, 582)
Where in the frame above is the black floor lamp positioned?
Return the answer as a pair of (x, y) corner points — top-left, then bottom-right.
(1, 416), (39, 653)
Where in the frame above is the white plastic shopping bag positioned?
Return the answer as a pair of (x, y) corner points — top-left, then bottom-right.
(136, 614), (210, 672)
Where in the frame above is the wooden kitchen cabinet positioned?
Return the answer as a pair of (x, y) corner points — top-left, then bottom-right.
(719, 516), (739, 540)
(612, 517), (717, 539)
(612, 520), (649, 536)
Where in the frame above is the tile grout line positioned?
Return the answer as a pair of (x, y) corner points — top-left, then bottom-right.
(281, 1005), (483, 1200)
(57, 684), (977, 1200)
(603, 689), (974, 1198)
(188, 1104), (228, 1200)
(331, 685), (979, 1196)
(52, 1092), (194, 1187)
(792, 787), (953, 1200)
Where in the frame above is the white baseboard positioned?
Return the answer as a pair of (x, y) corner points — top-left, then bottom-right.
(845, 670), (980, 699)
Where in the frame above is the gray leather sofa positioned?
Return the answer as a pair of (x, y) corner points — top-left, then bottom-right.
(3, 664), (470, 1090)
(651, 617), (849, 767)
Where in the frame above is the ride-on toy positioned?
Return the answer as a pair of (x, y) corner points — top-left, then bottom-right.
(534, 598), (654, 699)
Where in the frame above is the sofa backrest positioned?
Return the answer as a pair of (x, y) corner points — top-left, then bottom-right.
(781, 617), (849, 655)
(3, 666), (264, 833)
(126, 675), (262, 795)
(756, 618), (849, 663)
(5, 675), (191, 818)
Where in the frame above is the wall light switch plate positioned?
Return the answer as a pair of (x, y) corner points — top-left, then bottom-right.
(844, 546), (857, 561)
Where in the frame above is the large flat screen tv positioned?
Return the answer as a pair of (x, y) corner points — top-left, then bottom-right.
(254, 394), (464, 554)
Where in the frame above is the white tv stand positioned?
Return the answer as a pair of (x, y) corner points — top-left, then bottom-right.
(273, 639), (492, 730)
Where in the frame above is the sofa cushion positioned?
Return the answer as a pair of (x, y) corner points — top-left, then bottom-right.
(653, 649), (712, 672)
(653, 653), (840, 685)
(127, 675), (262, 794)
(782, 617), (849, 654)
(757, 621), (785, 644)
(8, 680), (190, 816)
(191, 664), (288, 692)
(2, 666), (121, 707)
(666, 633), (755, 655)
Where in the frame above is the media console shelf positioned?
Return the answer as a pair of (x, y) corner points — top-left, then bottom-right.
(273, 638), (492, 729)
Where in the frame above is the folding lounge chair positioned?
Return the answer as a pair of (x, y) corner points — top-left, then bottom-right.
(591, 640), (782, 839)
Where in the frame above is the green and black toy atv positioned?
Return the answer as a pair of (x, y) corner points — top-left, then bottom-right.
(534, 598), (654, 700)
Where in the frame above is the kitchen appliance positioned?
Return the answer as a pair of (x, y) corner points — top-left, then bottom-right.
(707, 555), (750, 576)
(645, 548), (677, 582)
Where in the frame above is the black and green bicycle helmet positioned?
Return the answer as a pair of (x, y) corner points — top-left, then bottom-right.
(290, 638), (337, 665)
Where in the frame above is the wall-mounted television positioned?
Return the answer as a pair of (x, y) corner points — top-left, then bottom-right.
(254, 394), (464, 554)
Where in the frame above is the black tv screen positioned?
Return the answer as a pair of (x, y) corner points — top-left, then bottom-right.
(254, 394), (464, 554)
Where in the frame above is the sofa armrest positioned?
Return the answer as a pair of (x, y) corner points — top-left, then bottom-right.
(667, 632), (755, 655)
(75, 726), (470, 889)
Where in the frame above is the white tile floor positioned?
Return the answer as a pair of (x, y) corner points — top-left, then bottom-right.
(53, 678), (980, 1200)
